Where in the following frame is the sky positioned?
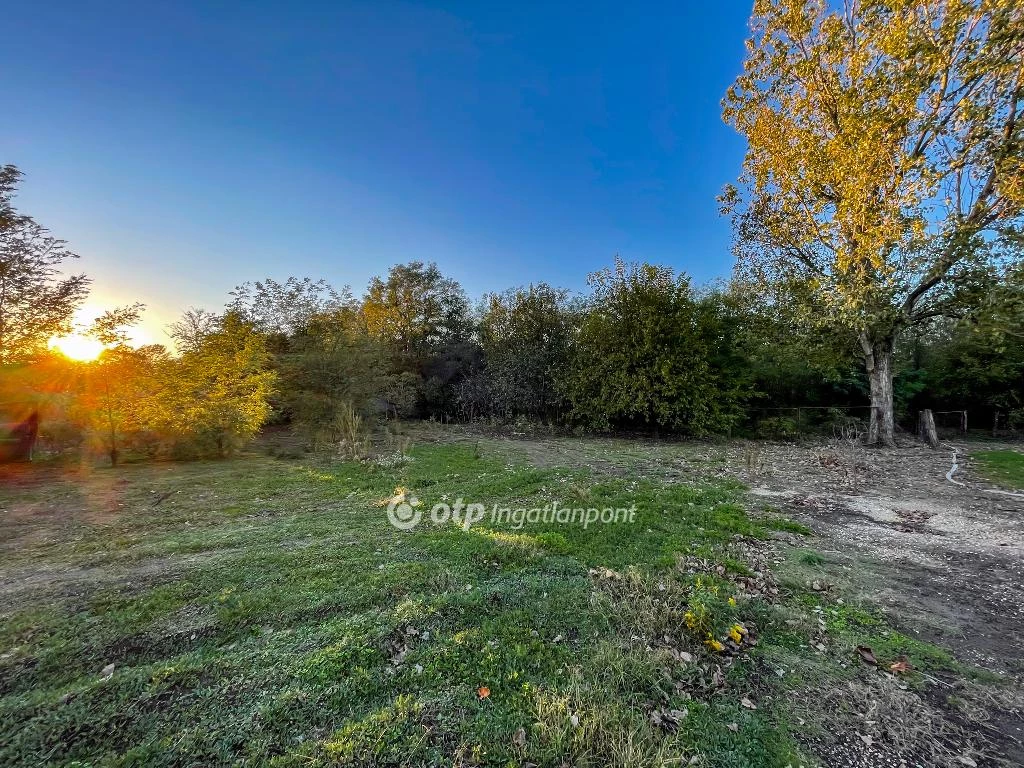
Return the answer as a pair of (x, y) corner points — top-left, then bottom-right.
(2, 1), (752, 345)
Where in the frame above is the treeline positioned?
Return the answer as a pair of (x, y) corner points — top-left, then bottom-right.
(216, 261), (755, 440)
(7, 257), (1024, 464)
(3, 157), (1022, 463)
(65, 256), (1016, 461)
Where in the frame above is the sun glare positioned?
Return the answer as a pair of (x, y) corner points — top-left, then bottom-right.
(49, 334), (105, 362)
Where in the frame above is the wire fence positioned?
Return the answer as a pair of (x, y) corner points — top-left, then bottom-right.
(743, 405), (877, 438)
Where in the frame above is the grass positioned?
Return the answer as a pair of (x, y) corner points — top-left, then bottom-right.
(0, 436), (1003, 767)
(972, 449), (1024, 489)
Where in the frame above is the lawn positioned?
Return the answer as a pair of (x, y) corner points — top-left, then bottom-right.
(972, 449), (1024, 490)
(0, 437), (985, 767)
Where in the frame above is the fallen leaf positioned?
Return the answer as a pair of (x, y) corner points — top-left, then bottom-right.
(727, 722), (739, 732)
(740, 697), (757, 710)
(99, 663), (115, 679)
(679, 651), (693, 663)
(858, 733), (873, 746)
(889, 657), (914, 674)
(856, 646), (878, 665)
(955, 756), (978, 767)
(651, 707), (688, 732)
(477, 686), (490, 699)
(512, 727), (527, 748)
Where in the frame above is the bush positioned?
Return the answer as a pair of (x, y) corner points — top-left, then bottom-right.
(756, 416), (799, 440)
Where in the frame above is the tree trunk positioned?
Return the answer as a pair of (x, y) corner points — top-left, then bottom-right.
(918, 409), (939, 449)
(862, 334), (896, 447)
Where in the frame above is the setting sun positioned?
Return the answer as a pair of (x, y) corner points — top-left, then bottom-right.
(48, 334), (105, 362)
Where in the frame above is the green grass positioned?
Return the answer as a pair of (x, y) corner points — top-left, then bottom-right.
(0, 437), (985, 767)
(972, 449), (1024, 489)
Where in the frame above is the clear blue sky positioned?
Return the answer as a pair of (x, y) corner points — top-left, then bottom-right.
(2, 1), (751, 338)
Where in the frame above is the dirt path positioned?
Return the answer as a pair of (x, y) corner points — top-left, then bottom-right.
(735, 442), (1024, 672)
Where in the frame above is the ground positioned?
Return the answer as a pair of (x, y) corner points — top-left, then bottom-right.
(1, 428), (1022, 767)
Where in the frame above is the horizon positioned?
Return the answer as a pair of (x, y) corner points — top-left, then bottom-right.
(3, 1), (751, 343)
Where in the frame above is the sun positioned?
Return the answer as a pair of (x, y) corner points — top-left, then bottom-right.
(49, 334), (105, 362)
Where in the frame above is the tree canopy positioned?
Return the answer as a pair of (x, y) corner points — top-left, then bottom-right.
(722, 0), (1024, 444)
(0, 165), (90, 365)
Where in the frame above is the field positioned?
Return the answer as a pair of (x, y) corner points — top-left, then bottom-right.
(1, 429), (1022, 767)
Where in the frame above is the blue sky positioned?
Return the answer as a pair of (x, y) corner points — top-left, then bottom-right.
(2, 1), (751, 340)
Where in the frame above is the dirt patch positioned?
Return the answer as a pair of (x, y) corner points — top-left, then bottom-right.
(0, 550), (233, 615)
(733, 441), (1024, 671)
(723, 439), (1024, 765)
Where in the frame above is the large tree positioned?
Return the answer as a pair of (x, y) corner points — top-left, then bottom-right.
(362, 261), (471, 361)
(722, 0), (1023, 445)
(0, 166), (90, 365)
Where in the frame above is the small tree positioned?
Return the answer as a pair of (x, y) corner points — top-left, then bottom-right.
(169, 312), (276, 456)
(479, 284), (575, 420)
(562, 259), (750, 434)
(0, 166), (90, 364)
(76, 305), (157, 466)
(285, 305), (384, 443)
(723, 0), (1023, 445)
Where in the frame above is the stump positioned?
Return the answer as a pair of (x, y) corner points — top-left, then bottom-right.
(918, 409), (939, 449)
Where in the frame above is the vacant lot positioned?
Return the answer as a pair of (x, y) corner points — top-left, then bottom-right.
(1, 430), (1021, 767)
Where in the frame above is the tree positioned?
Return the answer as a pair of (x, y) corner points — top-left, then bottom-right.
(80, 305), (150, 465)
(363, 262), (471, 362)
(0, 166), (90, 364)
(167, 307), (220, 354)
(562, 259), (750, 434)
(722, 0), (1024, 445)
(284, 305), (384, 442)
(169, 312), (277, 456)
(478, 284), (575, 420)
(362, 262), (474, 418)
(227, 277), (350, 338)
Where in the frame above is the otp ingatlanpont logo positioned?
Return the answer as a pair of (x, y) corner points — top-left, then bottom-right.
(384, 488), (422, 530)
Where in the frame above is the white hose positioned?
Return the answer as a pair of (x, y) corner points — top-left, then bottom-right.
(944, 444), (1024, 498)
(945, 447), (966, 487)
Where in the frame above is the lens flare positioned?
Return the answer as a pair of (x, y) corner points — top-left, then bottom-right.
(48, 334), (105, 362)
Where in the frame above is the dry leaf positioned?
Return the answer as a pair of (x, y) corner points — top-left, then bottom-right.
(477, 686), (490, 699)
(512, 727), (527, 748)
(858, 733), (873, 746)
(856, 645), (878, 665)
(740, 697), (757, 710)
(651, 708), (688, 732)
(727, 722), (739, 732)
(889, 657), (914, 674)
